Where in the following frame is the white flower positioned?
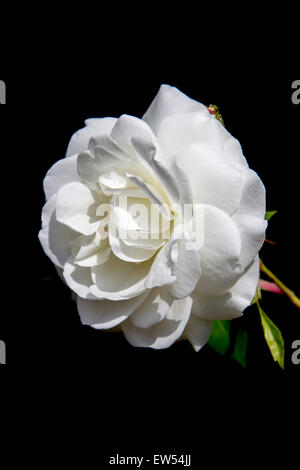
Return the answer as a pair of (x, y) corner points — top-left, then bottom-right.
(39, 85), (267, 351)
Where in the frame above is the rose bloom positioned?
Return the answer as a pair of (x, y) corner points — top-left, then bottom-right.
(39, 85), (267, 351)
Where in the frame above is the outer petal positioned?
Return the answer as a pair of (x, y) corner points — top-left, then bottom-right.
(177, 144), (243, 216)
(197, 205), (243, 297)
(232, 214), (267, 269)
(122, 296), (192, 349)
(232, 167), (267, 268)
(130, 286), (174, 329)
(168, 154), (193, 211)
(77, 291), (149, 330)
(38, 195), (78, 268)
(157, 111), (248, 168)
(43, 154), (79, 201)
(235, 167), (266, 220)
(183, 315), (212, 352)
(192, 257), (259, 320)
(65, 117), (117, 157)
(142, 84), (207, 136)
(56, 182), (100, 235)
(224, 135), (249, 169)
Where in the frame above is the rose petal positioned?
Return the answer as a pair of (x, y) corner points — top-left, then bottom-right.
(111, 194), (168, 238)
(63, 259), (96, 299)
(193, 256), (259, 320)
(77, 149), (123, 184)
(90, 134), (133, 163)
(121, 235), (166, 251)
(109, 223), (158, 263)
(74, 246), (111, 267)
(145, 234), (178, 289)
(169, 235), (202, 299)
(232, 167), (267, 268)
(177, 144), (243, 216)
(111, 115), (179, 203)
(224, 135), (249, 168)
(131, 136), (180, 205)
(72, 231), (107, 261)
(232, 214), (267, 269)
(197, 204), (243, 296)
(38, 195), (78, 268)
(90, 253), (152, 300)
(110, 114), (163, 160)
(235, 167), (266, 219)
(130, 286), (174, 329)
(168, 155), (193, 210)
(183, 315), (212, 352)
(157, 111), (248, 169)
(157, 112), (221, 157)
(88, 134), (149, 186)
(43, 154), (79, 201)
(65, 117), (117, 157)
(77, 291), (149, 329)
(122, 296), (192, 349)
(56, 182), (100, 236)
(109, 210), (158, 263)
(143, 84), (207, 136)
(125, 173), (172, 220)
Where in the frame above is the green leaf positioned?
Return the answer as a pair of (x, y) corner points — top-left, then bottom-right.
(231, 329), (248, 368)
(265, 210), (277, 221)
(257, 304), (285, 369)
(208, 320), (231, 355)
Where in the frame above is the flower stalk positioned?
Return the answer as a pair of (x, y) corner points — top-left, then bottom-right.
(260, 259), (300, 308)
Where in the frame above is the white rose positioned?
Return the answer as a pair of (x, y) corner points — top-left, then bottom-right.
(39, 85), (267, 351)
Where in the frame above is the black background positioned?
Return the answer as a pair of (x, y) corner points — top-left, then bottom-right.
(0, 68), (299, 461)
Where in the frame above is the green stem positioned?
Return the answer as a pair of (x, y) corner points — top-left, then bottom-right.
(254, 292), (262, 314)
(260, 259), (300, 308)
